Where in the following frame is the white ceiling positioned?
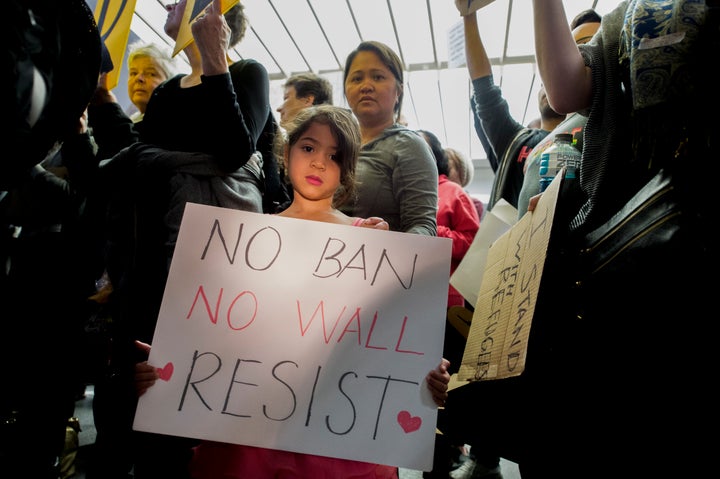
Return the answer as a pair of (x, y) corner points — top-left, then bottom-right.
(128, 0), (620, 169)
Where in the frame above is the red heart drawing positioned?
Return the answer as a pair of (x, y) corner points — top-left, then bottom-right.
(397, 410), (422, 433)
(157, 362), (174, 381)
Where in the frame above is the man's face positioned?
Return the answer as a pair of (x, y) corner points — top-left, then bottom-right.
(277, 85), (313, 128)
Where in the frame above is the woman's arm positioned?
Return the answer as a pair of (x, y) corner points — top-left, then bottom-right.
(532, 0), (592, 114)
(462, 11), (492, 81)
(395, 133), (439, 236)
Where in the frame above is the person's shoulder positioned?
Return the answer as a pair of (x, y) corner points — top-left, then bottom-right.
(231, 58), (259, 67)
(391, 126), (430, 145)
(440, 177), (468, 195)
(370, 124), (416, 146)
(230, 58), (268, 74)
(153, 73), (184, 93)
(523, 128), (550, 147)
(395, 128), (437, 156)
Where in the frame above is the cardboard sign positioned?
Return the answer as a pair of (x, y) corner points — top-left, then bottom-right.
(133, 203), (452, 471)
(457, 173), (561, 381)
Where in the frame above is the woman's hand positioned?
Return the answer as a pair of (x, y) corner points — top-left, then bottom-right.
(191, 0), (230, 76)
(90, 73), (118, 106)
(426, 358), (451, 407)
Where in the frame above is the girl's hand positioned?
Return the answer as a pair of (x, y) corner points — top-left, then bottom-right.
(426, 358), (451, 407)
(360, 216), (389, 230)
(135, 361), (160, 397)
(134, 340), (159, 397)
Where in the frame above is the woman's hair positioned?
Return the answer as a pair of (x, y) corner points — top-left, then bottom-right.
(418, 129), (449, 176)
(343, 41), (404, 122)
(445, 147), (474, 187)
(126, 42), (177, 79)
(224, 2), (248, 48)
(275, 105), (360, 207)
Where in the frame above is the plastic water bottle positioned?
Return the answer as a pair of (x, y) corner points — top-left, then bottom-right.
(538, 133), (580, 192)
(538, 152), (556, 193)
(556, 133), (581, 180)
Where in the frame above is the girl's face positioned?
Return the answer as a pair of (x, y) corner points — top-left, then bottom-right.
(344, 51), (399, 127)
(286, 122), (342, 202)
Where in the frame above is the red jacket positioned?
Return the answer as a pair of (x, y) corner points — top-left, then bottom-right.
(436, 175), (481, 307)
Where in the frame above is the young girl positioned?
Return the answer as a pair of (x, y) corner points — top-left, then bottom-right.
(135, 105), (451, 478)
(275, 104), (389, 230)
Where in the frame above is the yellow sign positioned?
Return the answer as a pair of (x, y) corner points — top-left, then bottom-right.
(93, 0), (137, 89)
(174, 0), (240, 57)
(454, 0), (496, 16)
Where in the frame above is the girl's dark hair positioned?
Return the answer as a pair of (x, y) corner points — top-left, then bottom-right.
(343, 41), (404, 122)
(418, 130), (449, 176)
(275, 105), (360, 207)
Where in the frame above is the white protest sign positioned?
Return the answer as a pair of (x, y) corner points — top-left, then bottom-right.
(448, 1), (498, 68)
(455, 0), (496, 16)
(450, 199), (517, 307)
(133, 203), (452, 471)
(447, 20), (466, 69)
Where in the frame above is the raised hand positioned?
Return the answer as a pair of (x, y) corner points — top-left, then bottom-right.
(191, 0), (231, 75)
(90, 72), (118, 106)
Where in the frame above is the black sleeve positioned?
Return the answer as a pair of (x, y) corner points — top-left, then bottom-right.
(199, 59), (273, 172)
(87, 102), (139, 161)
(256, 113), (291, 213)
(471, 96), (499, 171)
(4, 0), (101, 189)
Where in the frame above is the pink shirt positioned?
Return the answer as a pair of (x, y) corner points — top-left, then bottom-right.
(190, 442), (398, 479)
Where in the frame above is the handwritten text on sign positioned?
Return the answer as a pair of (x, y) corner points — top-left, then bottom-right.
(133, 204), (452, 471)
(458, 172), (561, 381)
